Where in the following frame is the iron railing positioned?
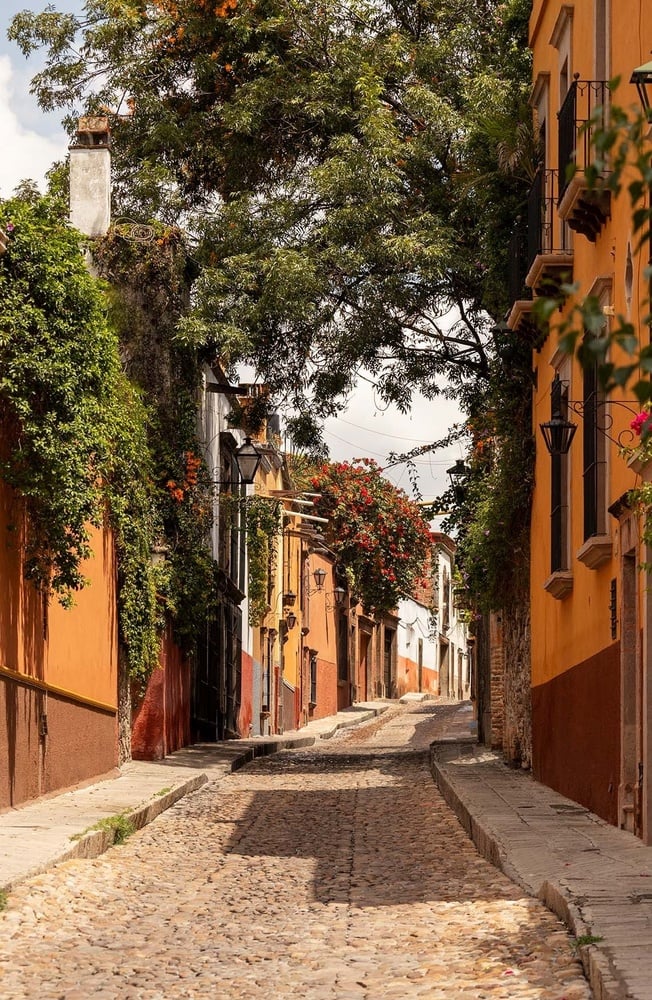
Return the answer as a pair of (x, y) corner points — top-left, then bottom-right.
(527, 168), (563, 267)
(508, 224), (532, 304)
(558, 79), (609, 201)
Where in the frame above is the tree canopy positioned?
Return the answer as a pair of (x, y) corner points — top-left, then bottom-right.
(10, 0), (534, 447)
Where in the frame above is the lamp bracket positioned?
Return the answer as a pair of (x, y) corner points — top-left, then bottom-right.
(566, 398), (639, 449)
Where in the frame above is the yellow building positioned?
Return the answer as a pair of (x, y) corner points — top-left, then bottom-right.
(509, 0), (652, 835)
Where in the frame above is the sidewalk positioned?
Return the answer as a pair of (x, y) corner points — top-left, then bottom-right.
(0, 701), (389, 893)
(431, 704), (652, 1000)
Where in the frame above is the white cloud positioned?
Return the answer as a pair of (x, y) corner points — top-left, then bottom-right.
(0, 55), (69, 199)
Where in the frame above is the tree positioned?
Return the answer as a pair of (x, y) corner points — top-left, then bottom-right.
(10, 0), (534, 448)
(310, 459), (432, 613)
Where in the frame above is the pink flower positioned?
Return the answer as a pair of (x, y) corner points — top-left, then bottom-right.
(631, 411), (652, 438)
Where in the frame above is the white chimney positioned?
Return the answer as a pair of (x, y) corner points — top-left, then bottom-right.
(69, 116), (111, 237)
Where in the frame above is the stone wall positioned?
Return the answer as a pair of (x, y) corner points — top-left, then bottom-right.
(502, 594), (532, 769)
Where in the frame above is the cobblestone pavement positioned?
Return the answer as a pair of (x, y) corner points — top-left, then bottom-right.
(0, 703), (591, 1000)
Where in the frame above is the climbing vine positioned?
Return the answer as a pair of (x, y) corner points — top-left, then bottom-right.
(220, 492), (282, 626)
(92, 221), (217, 659)
(0, 192), (161, 683)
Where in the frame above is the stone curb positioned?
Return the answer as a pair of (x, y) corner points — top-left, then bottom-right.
(429, 741), (627, 1000)
(0, 774), (210, 892)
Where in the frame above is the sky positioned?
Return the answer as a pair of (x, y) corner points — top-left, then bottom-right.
(0, 1), (466, 507)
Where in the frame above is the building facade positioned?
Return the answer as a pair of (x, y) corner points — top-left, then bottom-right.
(511, 0), (652, 835)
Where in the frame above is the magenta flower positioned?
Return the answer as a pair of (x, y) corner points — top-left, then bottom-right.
(631, 411), (651, 437)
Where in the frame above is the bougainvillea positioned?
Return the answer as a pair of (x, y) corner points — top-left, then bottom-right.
(311, 459), (432, 614)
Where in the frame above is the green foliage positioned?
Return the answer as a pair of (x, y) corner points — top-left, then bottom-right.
(573, 934), (604, 951)
(74, 812), (136, 844)
(0, 193), (162, 682)
(311, 459), (432, 613)
(441, 331), (534, 614)
(220, 492), (282, 626)
(244, 495), (282, 626)
(92, 225), (217, 656)
(0, 889), (8, 912)
(10, 0), (532, 444)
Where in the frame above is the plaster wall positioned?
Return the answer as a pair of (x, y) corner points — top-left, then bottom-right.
(530, 0), (652, 690)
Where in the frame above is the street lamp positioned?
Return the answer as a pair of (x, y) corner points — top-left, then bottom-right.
(446, 459), (471, 501)
(214, 436), (263, 487)
(312, 567), (327, 590)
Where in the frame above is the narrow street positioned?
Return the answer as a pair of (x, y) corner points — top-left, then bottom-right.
(0, 703), (590, 1000)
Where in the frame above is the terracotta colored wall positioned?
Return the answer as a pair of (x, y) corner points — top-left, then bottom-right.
(309, 658), (338, 720)
(131, 624), (191, 760)
(532, 643), (620, 825)
(529, 0), (652, 694)
(396, 654), (438, 698)
(0, 676), (117, 808)
(239, 650), (254, 738)
(526, 0), (651, 829)
(0, 476), (119, 806)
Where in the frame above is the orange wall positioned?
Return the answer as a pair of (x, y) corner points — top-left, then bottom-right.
(396, 654), (438, 698)
(529, 0), (652, 688)
(0, 483), (118, 709)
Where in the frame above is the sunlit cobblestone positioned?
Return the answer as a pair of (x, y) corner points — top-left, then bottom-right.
(0, 703), (591, 999)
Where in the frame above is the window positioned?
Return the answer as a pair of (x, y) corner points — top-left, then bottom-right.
(551, 376), (571, 573)
(582, 336), (607, 540)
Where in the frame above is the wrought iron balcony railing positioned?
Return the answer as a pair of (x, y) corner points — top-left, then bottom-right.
(558, 78), (609, 201)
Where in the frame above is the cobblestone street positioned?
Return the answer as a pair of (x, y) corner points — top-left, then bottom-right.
(0, 703), (591, 999)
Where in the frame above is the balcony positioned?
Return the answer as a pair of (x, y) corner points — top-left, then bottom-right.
(506, 226), (538, 339)
(525, 168), (573, 295)
(558, 78), (611, 241)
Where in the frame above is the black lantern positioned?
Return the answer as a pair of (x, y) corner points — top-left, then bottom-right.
(539, 415), (577, 455)
(446, 459), (471, 494)
(312, 567), (327, 590)
(333, 585), (345, 606)
(631, 60), (652, 120)
(234, 436), (262, 484)
(286, 611), (297, 630)
(539, 374), (577, 456)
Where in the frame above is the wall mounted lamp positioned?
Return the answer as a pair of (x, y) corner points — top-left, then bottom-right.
(331, 586), (346, 607)
(539, 374), (639, 456)
(631, 60), (652, 120)
(446, 459), (471, 489)
(214, 436), (263, 486)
